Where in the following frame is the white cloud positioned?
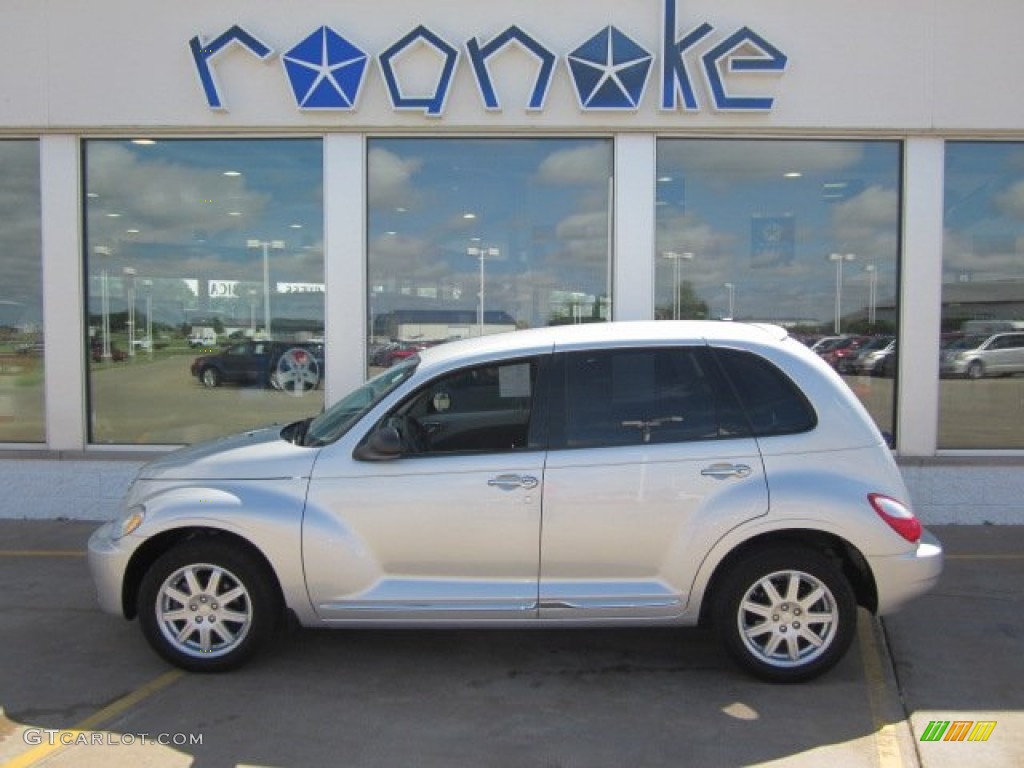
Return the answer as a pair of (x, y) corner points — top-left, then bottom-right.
(830, 185), (900, 259)
(85, 143), (269, 245)
(368, 147), (422, 206)
(536, 143), (612, 185)
(995, 180), (1024, 218)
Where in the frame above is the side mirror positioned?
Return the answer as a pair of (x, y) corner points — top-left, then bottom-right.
(353, 426), (403, 461)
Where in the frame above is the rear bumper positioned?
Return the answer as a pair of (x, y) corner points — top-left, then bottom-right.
(871, 530), (944, 614)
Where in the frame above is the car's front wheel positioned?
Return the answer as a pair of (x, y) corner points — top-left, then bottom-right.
(713, 547), (856, 682)
(200, 367), (222, 388)
(966, 360), (985, 380)
(137, 540), (280, 672)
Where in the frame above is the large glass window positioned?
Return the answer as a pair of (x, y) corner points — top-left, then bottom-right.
(84, 139), (324, 444)
(940, 143), (1024, 449)
(0, 141), (43, 443)
(655, 139), (901, 439)
(366, 138), (613, 371)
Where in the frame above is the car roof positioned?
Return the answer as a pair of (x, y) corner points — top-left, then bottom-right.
(415, 320), (790, 369)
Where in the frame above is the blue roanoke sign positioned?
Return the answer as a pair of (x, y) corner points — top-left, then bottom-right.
(189, 0), (787, 116)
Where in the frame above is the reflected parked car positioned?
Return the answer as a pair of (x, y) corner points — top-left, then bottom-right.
(818, 336), (866, 369)
(190, 340), (323, 392)
(90, 322), (942, 683)
(844, 336), (895, 375)
(809, 335), (844, 353)
(872, 341), (897, 378)
(940, 332), (1024, 379)
(90, 338), (127, 362)
(370, 340), (428, 368)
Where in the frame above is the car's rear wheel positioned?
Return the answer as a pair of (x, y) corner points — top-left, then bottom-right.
(713, 547), (856, 682)
(137, 540), (280, 672)
(200, 367), (222, 388)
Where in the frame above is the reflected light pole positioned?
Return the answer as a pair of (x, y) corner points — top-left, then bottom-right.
(94, 246), (113, 360)
(661, 251), (694, 319)
(248, 289), (258, 337)
(724, 282), (735, 320)
(124, 267), (137, 356)
(143, 279), (153, 356)
(828, 253), (856, 334)
(467, 243), (499, 336)
(865, 263), (878, 328)
(247, 239), (285, 338)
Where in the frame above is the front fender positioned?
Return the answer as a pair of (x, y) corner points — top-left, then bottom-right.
(121, 479), (312, 622)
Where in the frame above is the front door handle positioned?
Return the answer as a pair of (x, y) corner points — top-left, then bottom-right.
(487, 474), (539, 490)
(700, 463), (752, 479)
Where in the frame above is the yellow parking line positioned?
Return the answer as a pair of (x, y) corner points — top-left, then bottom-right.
(0, 670), (184, 768)
(858, 617), (905, 768)
(0, 550), (85, 558)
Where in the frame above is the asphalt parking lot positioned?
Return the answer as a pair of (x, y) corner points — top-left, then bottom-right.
(0, 522), (1021, 768)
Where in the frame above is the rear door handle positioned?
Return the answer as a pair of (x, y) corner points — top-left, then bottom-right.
(700, 463), (752, 479)
(488, 474), (539, 490)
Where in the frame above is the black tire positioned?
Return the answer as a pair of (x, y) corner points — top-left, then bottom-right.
(201, 367), (222, 388)
(713, 547), (856, 683)
(137, 539), (280, 672)
(966, 361), (984, 380)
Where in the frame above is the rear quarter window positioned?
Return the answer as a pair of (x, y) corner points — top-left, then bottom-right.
(713, 348), (817, 437)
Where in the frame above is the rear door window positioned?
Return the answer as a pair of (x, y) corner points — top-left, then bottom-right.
(550, 346), (748, 449)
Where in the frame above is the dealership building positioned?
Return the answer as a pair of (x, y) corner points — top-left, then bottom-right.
(1, 0), (1023, 523)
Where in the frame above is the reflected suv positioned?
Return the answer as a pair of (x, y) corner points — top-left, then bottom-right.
(940, 332), (1024, 379)
(190, 340), (323, 392)
(90, 322), (942, 682)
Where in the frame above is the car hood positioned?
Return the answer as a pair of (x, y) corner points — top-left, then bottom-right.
(137, 425), (319, 481)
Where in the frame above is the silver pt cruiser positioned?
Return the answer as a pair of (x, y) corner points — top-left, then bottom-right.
(89, 321), (943, 682)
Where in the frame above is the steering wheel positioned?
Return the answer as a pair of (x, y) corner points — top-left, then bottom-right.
(386, 415), (430, 454)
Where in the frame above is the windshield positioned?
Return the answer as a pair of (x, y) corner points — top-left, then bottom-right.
(862, 336), (892, 351)
(302, 359), (419, 447)
(947, 334), (988, 351)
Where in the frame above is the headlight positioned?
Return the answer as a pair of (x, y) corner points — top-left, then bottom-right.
(113, 505), (146, 539)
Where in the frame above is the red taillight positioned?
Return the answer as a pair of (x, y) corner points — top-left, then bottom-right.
(869, 493), (923, 543)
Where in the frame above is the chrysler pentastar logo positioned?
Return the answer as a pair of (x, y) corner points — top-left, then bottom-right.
(282, 26), (368, 109)
(567, 26), (653, 110)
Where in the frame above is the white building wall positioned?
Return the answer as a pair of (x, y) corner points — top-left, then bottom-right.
(0, 0), (1019, 133)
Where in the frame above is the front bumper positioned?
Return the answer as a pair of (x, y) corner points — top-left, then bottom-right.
(87, 521), (138, 617)
(939, 359), (969, 376)
(870, 530), (944, 615)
